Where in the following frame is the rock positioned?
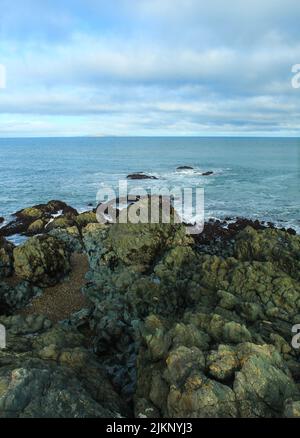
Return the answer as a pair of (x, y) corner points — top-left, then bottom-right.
(0, 217), (4, 224)
(234, 226), (300, 280)
(45, 216), (75, 232)
(135, 314), (300, 418)
(0, 201), (78, 238)
(0, 237), (14, 278)
(234, 343), (299, 417)
(126, 173), (158, 180)
(75, 211), (97, 229)
(0, 315), (130, 418)
(0, 281), (42, 313)
(176, 166), (194, 170)
(202, 171), (214, 176)
(27, 219), (46, 235)
(284, 399), (300, 418)
(13, 235), (70, 286)
(49, 227), (83, 253)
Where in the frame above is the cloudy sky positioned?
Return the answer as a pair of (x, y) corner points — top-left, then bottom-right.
(0, 0), (299, 137)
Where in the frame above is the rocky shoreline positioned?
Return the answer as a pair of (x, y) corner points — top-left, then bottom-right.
(0, 199), (300, 418)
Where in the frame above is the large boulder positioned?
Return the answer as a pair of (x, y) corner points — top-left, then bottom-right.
(13, 235), (70, 286)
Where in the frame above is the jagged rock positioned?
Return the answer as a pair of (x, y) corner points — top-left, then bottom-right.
(13, 235), (70, 286)
(135, 315), (299, 418)
(0, 315), (130, 418)
(0, 237), (14, 278)
(235, 226), (300, 280)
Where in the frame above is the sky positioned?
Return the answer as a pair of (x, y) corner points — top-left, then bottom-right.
(0, 0), (299, 137)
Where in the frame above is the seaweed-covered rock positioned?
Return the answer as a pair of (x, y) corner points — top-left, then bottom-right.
(0, 237), (14, 278)
(0, 315), (129, 418)
(13, 235), (70, 286)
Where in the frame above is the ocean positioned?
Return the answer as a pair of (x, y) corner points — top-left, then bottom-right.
(0, 136), (299, 234)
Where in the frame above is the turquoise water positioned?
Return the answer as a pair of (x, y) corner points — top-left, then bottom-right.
(0, 137), (299, 231)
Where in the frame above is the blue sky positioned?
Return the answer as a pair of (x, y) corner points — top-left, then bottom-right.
(0, 0), (299, 137)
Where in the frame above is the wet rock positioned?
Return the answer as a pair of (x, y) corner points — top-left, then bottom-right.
(127, 173), (158, 180)
(0, 217), (4, 224)
(202, 171), (214, 176)
(0, 201), (78, 237)
(13, 235), (70, 286)
(176, 166), (194, 170)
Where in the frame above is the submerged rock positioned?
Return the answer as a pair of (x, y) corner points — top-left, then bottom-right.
(127, 173), (158, 180)
(13, 235), (70, 286)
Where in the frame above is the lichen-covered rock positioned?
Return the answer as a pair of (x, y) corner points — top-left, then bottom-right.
(135, 315), (299, 418)
(13, 235), (70, 286)
(235, 226), (300, 280)
(234, 343), (298, 417)
(75, 211), (97, 229)
(0, 315), (129, 418)
(0, 237), (14, 278)
(45, 216), (75, 231)
(27, 219), (46, 235)
(49, 227), (83, 253)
